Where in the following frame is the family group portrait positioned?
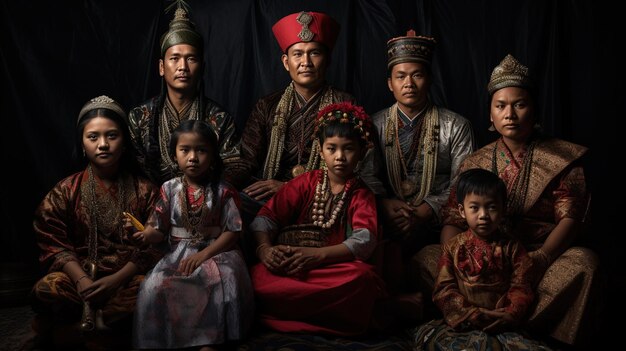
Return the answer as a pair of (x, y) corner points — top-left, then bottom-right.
(0, 0), (616, 350)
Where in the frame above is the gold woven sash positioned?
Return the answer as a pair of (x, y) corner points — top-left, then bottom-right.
(276, 224), (328, 247)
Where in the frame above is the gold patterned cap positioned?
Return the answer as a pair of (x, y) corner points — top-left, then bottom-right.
(77, 95), (126, 125)
(160, 4), (203, 57)
(487, 54), (532, 94)
(387, 30), (436, 69)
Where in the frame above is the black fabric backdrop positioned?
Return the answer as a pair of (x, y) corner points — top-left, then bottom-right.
(0, 0), (617, 312)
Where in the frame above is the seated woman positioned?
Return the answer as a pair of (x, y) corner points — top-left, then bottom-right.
(249, 102), (388, 336)
(30, 96), (161, 348)
(414, 55), (599, 347)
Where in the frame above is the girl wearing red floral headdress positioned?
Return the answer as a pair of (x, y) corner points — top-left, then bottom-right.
(249, 102), (388, 336)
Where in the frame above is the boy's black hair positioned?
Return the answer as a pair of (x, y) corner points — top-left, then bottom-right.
(456, 168), (507, 205)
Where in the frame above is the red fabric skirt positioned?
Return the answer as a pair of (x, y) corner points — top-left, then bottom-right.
(251, 260), (387, 336)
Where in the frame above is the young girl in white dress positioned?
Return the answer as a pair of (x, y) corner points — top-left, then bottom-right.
(133, 119), (254, 351)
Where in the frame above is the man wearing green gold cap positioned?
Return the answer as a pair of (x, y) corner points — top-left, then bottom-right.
(365, 30), (475, 294)
(127, 4), (241, 185)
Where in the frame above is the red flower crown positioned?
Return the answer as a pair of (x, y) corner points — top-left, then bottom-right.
(314, 102), (373, 148)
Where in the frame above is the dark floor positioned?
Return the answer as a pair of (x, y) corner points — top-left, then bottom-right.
(0, 304), (414, 351)
(1, 305), (36, 351)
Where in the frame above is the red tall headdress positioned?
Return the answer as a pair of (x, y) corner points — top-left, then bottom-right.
(272, 11), (340, 53)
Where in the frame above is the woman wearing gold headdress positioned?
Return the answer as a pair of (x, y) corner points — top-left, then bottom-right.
(31, 96), (161, 348)
(417, 55), (599, 347)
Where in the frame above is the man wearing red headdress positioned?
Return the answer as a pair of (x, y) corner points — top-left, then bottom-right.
(231, 11), (354, 213)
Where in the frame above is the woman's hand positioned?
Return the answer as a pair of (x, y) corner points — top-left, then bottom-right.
(479, 307), (516, 333)
(528, 248), (552, 286)
(81, 274), (124, 303)
(76, 276), (94, 296)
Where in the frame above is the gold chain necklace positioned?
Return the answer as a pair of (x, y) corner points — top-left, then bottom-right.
(82, 165), (128, 266)
(384, 103), (440, 205)
(179, 176), (210, 244)
(264, 83), (334, 179)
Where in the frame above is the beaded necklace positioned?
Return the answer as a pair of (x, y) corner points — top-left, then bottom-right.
(311, 169), (351, 229)
(263, 83), (334, 179)
(384, 102), (440, 205)
(179, 176), (209, 244)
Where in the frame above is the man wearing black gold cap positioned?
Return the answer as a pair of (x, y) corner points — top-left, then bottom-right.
(127, 4), (241, 185)
(369, 30), (475, 293)
(232, 11), (354, 206)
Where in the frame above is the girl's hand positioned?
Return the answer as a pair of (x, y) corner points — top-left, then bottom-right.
(178, 251), (209, 276)
(132, 226), (164, 245)
(130, 229), (146, 245)
(258, 244), (290, 274)
(282, 247), (322, 276)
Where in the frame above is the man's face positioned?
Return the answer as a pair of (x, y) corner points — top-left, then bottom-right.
(387, 62), (431, 111)
(159, 44), (202, 95)
(281, 41), (328, 92)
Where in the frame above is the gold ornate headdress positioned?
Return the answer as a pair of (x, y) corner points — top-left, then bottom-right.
(160, 0), (203, 56)
(77, 95), (126, 125)
(487, 54), (532, 95)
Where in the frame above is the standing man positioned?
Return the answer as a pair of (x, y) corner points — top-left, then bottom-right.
(369, 30), (475, 292)
(128, 4), (241, 185)
(232, 11), (354, 208)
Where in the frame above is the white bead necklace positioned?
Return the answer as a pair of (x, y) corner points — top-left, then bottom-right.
(311, 169), (349, 228)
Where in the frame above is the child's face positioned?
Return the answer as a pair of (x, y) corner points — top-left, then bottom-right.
(174, 132), (213, 183)
(458, 192), (504, 239)
(319, 135), (364, 181)
(82, 116), (124, 171)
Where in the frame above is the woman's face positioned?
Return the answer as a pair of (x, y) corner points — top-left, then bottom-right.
(490, 87), (535, 143)
(82, 116), (124, 170)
